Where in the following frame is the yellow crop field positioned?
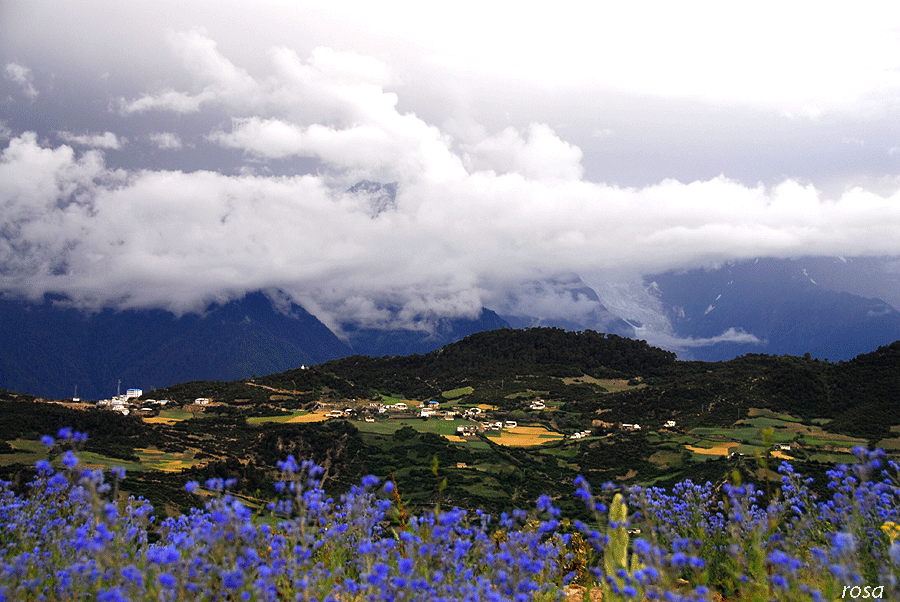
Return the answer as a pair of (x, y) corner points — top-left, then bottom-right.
(286, 412), (330, 423)
(143, 416), (178, 425)
(685, 442), (739, 456)
(492, 426), (563, 447)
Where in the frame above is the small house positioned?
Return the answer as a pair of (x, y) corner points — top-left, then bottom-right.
(456, 425), (478, 437)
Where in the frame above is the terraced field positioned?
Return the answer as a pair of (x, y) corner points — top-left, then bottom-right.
(675, 408), (869, 462)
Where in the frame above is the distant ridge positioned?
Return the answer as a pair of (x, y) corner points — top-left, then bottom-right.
(342, 308), (511, 357)
(0, 293), (514, 400)
(647, 258), (900, 361)
(0, 292), (352, 400)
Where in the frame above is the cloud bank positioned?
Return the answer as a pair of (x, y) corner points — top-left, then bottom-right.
(3, 23), (900, 339)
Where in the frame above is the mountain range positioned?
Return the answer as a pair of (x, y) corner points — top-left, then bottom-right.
(642, 257), (900, 361)
(3, 256), (900, 400)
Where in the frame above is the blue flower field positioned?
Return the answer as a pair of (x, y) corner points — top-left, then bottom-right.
(1, 429), (898, 601)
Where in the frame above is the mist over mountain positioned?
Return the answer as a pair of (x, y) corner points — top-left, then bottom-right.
(339, 307), (510, 357)
(496, 274), (635, 337)
(4, 255), (900, 400)
(347, 180), (398, 217)
(643, 258), (900, 361)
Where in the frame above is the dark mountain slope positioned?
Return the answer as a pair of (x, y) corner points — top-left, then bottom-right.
(561, 343), (900, 443)
(648, 258), (900, 361)
(314, 327), (677, 400)
(0, 292), (352, 400)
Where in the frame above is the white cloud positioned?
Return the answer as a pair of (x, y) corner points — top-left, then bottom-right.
(6, 20), (900, 334)
(464, 124), (584, 180)
(57, 131), (123, 149)
(5, 127), (900, 327)
(638, 328), (765, 357)
(149, 132), (182, 150)
(119, 27), (260, 114)
(4, 62), (38, 99)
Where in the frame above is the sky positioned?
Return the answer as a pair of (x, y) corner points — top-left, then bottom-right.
(3, 0), (900, 337)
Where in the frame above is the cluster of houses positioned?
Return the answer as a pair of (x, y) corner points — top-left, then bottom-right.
(321, 399), (526, 436)
(96, 388), (173, 416)
(326, 400), (513, 423)
(455, 420), (518, 437)
(569, 430), (593, 440)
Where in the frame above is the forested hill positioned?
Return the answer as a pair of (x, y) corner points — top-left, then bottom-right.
(289, 330), (900, 442)
(308, 328), (676, 399)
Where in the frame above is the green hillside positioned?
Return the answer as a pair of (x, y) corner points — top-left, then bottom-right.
(2, 328), (899, 518)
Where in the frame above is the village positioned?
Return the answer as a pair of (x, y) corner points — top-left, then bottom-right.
(83, 384), (825, 460)
(90, 385), (667, 444)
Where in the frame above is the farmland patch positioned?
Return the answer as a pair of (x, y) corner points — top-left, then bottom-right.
(490, 426), (563, 447)
(442, 387), (473, 399)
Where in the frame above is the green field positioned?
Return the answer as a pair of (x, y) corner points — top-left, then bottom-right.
(738, 417), (798, 429)
(353, 418), (474, 437)
(441, 387), (473, 399)
(144, 408), (196, 423)
(802, 436), (865, 448)
(688, 427), (761, 442)
(378, 394), (416, 405)
(747, 408), (805, 423)
(0, 439), (45, 466)
(0, 440), (150, 473)
(809, 452), (858, 464)
(134, 447), (200, 472)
